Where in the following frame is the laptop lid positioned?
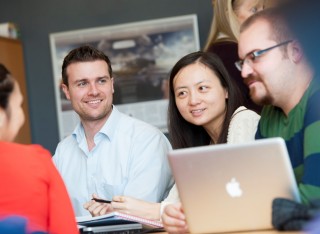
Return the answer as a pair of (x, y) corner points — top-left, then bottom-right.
(168, 137), (300, 234)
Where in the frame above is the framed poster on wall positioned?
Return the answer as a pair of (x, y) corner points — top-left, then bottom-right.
(50, 14), (200, 140)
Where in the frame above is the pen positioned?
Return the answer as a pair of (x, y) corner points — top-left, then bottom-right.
(92, 198), (112, 203)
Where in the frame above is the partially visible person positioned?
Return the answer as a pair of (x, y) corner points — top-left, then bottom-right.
(85, 51), (260, 223)
(0, 64), (78, 234)
(237, 8), (320, 204)
(204, 0), (268, 113)
(53, 45), (173, 217)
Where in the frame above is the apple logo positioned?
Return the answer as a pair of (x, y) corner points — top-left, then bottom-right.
(226, 177), (243, 197)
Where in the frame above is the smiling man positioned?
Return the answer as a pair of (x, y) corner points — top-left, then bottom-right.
(237, 8), (320, 204)
(53, 45), (173, 216)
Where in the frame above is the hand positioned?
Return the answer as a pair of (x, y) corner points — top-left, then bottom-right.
(162, 203), (188, 234)
(83, 194), (113, 217)
(112, 195), (160, 220)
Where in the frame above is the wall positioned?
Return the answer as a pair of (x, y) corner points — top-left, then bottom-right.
(0, 0), (212, 153)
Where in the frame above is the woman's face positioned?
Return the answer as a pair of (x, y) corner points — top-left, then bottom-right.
(234, 0), (264, 24)
(173, 62), (228, 131)
(0, 81), (25, 141)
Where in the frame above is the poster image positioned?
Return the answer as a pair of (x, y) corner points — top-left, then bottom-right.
(50, 14), (200, 140)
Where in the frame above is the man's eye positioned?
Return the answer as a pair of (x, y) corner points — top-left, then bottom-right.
(249, 53), (258, 61)
(98, 79), (107, 84)
(78, 82), (87, 87)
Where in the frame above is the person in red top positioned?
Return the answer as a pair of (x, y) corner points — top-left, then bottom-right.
(0, 63), (79, 234)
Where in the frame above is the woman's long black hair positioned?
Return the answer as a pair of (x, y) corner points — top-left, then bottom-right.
(0, 64), (14, 110)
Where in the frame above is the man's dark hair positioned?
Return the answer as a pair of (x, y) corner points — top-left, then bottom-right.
(61, 45), (112, 86)
(240, 8), (293, 54)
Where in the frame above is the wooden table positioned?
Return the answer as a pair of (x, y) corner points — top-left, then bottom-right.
(224, 231), (303, 234)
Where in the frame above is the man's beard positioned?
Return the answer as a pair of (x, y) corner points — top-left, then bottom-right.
(246, 76), (274, 106)
(249, 87), (273, 106)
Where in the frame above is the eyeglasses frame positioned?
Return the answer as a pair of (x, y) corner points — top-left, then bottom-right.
(235, 40), (293, 71)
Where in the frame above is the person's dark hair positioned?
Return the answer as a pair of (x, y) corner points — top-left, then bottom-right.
(240, 8), (293, 54)
(168, 51), (244, 149)
(61, 45), (113, 86)
(0, 64), (14, 110)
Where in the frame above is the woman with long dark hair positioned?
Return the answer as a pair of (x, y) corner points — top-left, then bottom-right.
(162, 51), (260, 233)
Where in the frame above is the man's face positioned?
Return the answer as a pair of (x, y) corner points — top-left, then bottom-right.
(62, 60), (114, 123)
(238, 20), (291, 106)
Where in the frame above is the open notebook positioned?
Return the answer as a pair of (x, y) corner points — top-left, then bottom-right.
(168, 137), (300, 233)
(77, 211), (163, 229)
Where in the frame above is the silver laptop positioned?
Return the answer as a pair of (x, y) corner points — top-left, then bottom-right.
(168, 137), (300, 234)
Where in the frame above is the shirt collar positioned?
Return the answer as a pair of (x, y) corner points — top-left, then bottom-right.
(72, 105), (120, 142)
(99, 105), (120, 141)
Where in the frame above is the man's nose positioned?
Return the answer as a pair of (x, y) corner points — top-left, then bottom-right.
(241, 61), (254, 79)
(88, 83), (99, 95)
